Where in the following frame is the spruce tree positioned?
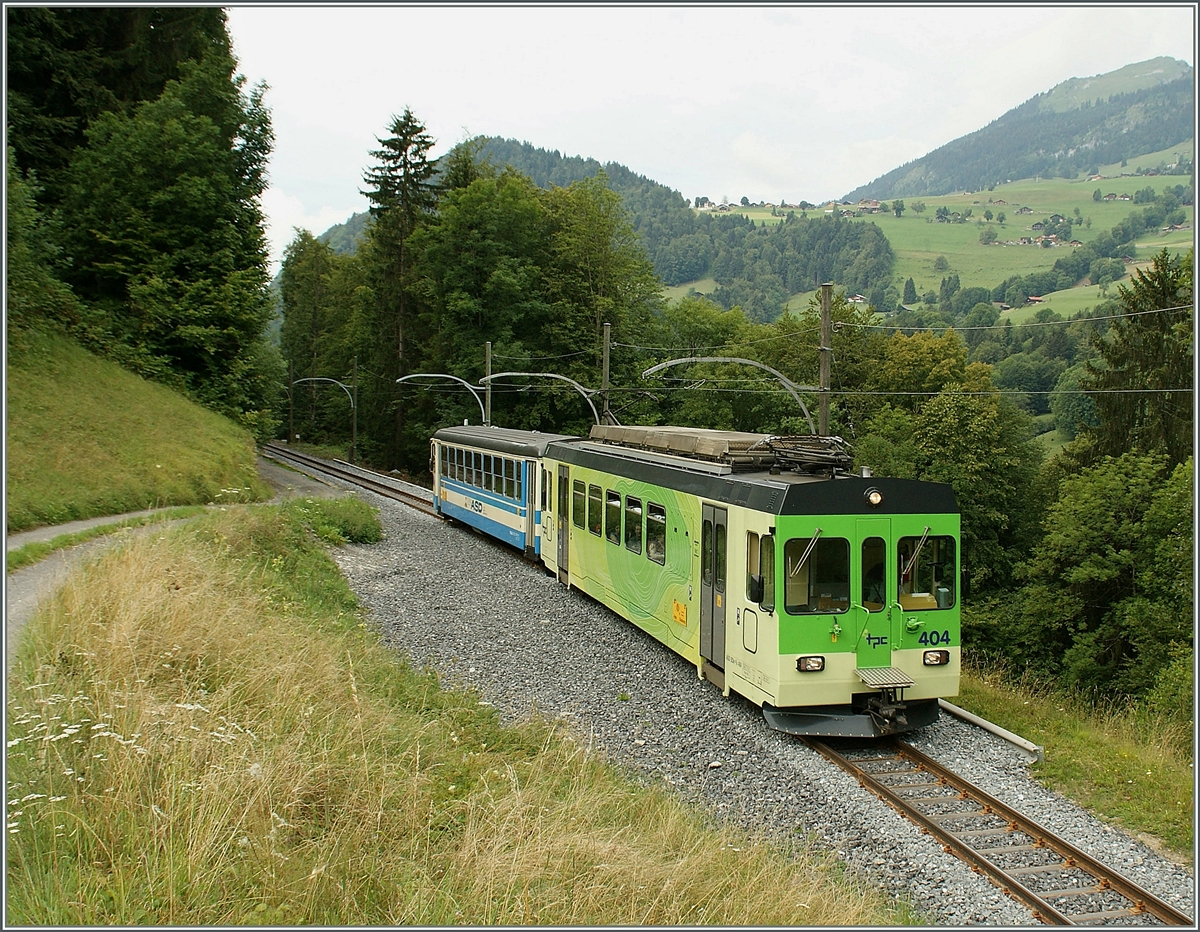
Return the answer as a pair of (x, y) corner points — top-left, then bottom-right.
(359, 109), (439, 464)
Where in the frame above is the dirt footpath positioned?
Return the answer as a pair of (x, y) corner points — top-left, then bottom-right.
(5, 456), (343, 668)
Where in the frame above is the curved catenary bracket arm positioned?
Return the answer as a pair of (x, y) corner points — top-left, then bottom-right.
(481, 371), (600, 426)
(396, 374), (487, 425)
(293, 376), (355, 409)
(640, 356), (817, 434)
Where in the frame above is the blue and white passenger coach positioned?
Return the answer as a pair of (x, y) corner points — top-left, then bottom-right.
(431, 425), (580, 558)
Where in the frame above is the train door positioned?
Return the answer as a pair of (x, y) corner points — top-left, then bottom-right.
(856, 519), (892, 669)
(522, 458), (536, 553)
(556, 464), (570, 585)
(700, 504), (728, 674)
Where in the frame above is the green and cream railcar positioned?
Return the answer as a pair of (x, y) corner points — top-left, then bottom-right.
(540, 425), (960, 737)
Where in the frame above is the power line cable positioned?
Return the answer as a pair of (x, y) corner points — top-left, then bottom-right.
(834, 304), (1192, 334)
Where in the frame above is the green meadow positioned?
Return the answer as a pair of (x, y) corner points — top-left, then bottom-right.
(678, 140), (1193, 318)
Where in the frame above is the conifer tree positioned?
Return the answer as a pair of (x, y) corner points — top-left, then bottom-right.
(1080, 247), (1193, 466)
(359, 109), (439, 463)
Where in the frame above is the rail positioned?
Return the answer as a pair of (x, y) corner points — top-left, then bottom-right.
(808, 739), (1192, 926)
(261, 443), (437, 517)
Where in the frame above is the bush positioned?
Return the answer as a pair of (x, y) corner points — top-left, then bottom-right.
(1143, 643), (1193, 727)
(284, 495), (382, 545)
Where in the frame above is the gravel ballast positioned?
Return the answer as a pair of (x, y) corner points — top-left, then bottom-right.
(332, 486), (1195, 927)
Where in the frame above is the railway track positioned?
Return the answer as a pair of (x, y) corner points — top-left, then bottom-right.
(809, 739), (1192, 926)
(261, 443), (438, 517)
(261, 441), (1191, 927)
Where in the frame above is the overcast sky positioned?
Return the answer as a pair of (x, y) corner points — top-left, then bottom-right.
(224, 4), (1196, 272)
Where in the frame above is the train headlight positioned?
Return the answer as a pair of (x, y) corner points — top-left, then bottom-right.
(796, 655), (825, 672)
(864, 487), (884, 508)
(923, 650), (950, 666)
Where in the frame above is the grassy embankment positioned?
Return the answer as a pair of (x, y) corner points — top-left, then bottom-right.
(5, 499), (909, 926)
(956, 667), (1193, 860)
(6, 328), (272, 533)
(667, 140), (1194, 319)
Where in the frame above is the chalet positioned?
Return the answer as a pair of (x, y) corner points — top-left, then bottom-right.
(993, 199), (1008, 205)
(1103, 193), (1118, 200)
(1048, 214), (1066, 223)
(1118, 193), (1132, 200)
(1031, 222), (1045, 231)
(1016, 206), (1033, 215)
(848, 294), (868, 304)
(857, 199), (882, 213)
(1089, 174), (1104, 181)
(1019, 237), (1034, 245)
(1069, 239), (1083, 247)
(1028, 295), (1044, 303)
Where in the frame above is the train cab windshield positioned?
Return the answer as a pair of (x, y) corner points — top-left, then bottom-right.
(784, 536), (850, 614)
(898, 534), (956, 609)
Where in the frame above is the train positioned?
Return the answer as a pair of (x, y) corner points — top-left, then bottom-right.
(431, 422), (960, 738)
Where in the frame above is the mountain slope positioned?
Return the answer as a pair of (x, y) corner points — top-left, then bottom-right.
(846, 57), (1194, 200)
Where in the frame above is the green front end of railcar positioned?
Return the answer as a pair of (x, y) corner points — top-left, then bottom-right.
(542, 433), (960, 738)
(763, 510), (960, 732)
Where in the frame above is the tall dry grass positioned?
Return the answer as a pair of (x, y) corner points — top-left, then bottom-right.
(7, 504), (907, 925)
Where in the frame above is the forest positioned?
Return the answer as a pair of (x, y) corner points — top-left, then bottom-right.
(6, 9), (1192, 715)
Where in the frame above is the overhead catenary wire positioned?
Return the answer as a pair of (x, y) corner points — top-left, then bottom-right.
(397, 382), (1192, 398)
(833, 303), (1192, 333)
(613, 326), (820, 355)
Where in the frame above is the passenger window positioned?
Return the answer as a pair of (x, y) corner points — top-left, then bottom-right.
(515, 462), (522, 501)
(473, 451), (482, 487)
(456, 448), (464, 482)
(504, 459), (515, 499)
(572, 480), (585, 528)
(701, 519), (713, 587)
(898, 533), (956, 610)
(646, 502), (666, 565)
(587, 484), (602, 536)
(784, 535), (850, 614)
(605, 490), (621, 544)
(760, 535), (775, 613)
(862, 537), (886, 612)
(541, 468), (551, 512)
(624, 496), (642, 553)
(483, 455), (493, 492)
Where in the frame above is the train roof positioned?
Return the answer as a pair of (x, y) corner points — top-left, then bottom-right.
(546, 425), (957, 516)
(433, 424), (583, 458)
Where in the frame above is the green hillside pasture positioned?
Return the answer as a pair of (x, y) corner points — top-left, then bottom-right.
(870, 173), (1193, 298)
(675, 163), (1191, 317)
(6, 329), (272, 533)
(698, 205), (787, 226)
(1098, 139), (1193, 177)
(661, 277), (717, 302)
